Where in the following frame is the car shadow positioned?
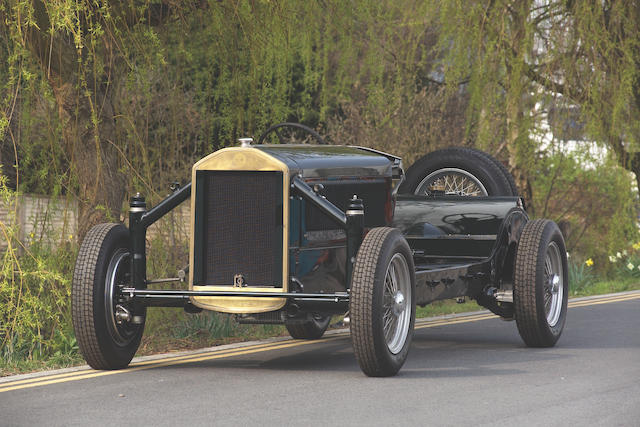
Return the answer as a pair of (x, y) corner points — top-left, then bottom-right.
(159, 330), (568, 380)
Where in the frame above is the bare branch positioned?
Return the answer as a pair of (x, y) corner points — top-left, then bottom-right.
(523, 62), (567, 96)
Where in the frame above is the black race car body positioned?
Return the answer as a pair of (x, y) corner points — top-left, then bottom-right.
(72, 129), (568, 377)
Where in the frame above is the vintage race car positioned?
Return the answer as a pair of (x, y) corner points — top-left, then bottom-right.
(72, 123), (568, 377)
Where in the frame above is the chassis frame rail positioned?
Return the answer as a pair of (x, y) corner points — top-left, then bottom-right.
(120, 288), (350, 312)
(122, 287), (349, 302)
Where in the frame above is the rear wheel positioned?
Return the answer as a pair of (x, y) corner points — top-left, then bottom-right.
(285, 314), (331, 339)
(399, 147), (517, 196)
(72, 223), (145, 369)
(514, 219), (568, 347)
(350, 228), (416, 377)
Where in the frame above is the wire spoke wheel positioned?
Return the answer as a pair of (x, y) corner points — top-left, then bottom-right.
(400, 147), (518, 198)
(382, 254), (411, 354)
(514, 219), (568, 347)
(415, 168), (488, 196)
(543, 242), (564, 327)
(350, 227), (416, 377)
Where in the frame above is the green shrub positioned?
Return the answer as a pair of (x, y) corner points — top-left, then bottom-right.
(0, 175), (77, 368)
(173, 312), (235, 340)
(568, 260), (596, 295)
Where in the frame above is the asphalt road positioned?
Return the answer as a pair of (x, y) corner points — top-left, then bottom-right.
(1, 291), (639, 427)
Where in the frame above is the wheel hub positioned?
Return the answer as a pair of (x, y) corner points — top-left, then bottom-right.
(105, 250), (140, 345)
(392, 291), (406, 316)
(548, 274), (560, 294)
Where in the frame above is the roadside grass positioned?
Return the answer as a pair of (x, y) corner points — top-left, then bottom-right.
(138, 308), (286, 356)
(0, 329), (85, 376)
(568, 276), (640, 297)
(0, 352), (85, 377)
(2, 278), (640, 377)
(416, 299), (482, 319)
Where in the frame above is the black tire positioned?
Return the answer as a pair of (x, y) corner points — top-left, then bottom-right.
(474, 149), (518, 196)
(72, 223), (145, 369)
(514, 219), (568, 347)
(399, 147), (517, 196)
(350, 228), (416, 377)
(285, 314), (331, 339)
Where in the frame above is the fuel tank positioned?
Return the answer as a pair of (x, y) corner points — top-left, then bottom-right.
(393, 195), (527, 259)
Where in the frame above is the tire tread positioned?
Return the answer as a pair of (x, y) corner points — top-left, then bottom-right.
(72, 223), (118, 369)
(514, 219), (567, 347)
(350, 228), (415, 377)
(351, 228), (391, 375)
(400, 146), (517, 196)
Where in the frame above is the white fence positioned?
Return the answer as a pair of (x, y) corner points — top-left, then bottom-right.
(0, 194), (190, 253)
(0, 194), (77, 252)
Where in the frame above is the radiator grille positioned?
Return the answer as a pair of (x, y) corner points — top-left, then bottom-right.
(196, 171), (283, 287)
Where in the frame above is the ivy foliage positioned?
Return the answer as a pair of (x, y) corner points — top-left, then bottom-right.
(2, 1), (443, 203)
(1, 1), (640, 368)
(436, 1), (640, 185)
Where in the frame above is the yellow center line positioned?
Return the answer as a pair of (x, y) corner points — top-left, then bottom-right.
(131, 341), (289, 366)
(1, 292), (638, 393)
(570, 294), (638, 304)
(416, 314), (496, 330)
(569, 294), (640, 307)
(0, 337), (346, 393)
(0, 340), (297, 388)
(416, 312), (494, 325)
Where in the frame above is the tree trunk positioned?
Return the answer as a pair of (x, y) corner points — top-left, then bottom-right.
(25, 1), (127, 240)
(52, 82), (126, 239)
(504, 1), (534, 212)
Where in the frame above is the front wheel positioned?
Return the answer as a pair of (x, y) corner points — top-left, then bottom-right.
(72, 223), (145, 369)
(350, 228), (416, 377)
(514, 219), (568, 347)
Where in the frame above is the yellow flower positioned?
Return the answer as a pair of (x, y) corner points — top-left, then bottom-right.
(68, 234), (73, 240)
(585, 258), (594, 267)
(633, 242), (640, 250)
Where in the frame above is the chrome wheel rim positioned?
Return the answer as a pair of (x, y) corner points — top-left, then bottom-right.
(415, 168), (488, 196)
(544, 242), (564, 327)
(105, 249), (137, 346)
(383, 253), (412, 354)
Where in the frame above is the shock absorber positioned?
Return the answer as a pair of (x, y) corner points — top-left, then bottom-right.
(128, 192), (147, 324)
(346, 195), (364, 288)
